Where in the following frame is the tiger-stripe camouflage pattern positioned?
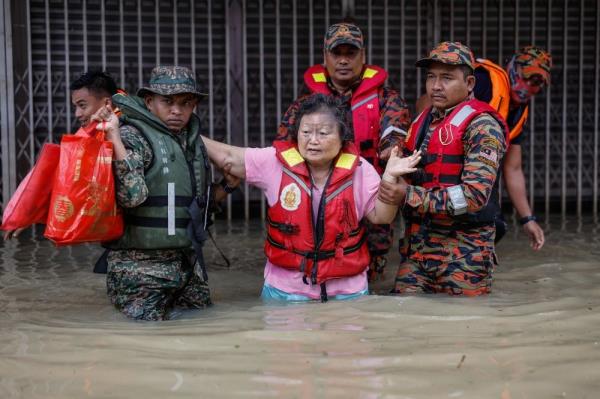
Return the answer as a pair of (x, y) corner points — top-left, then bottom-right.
(324, 22), (364, 50)
(513, 46), (552, 84)
(395, 223), (496, 296)
(393, 106), (506, 296)
(364, 220), (392, 280)
(415, 41), (476, 69)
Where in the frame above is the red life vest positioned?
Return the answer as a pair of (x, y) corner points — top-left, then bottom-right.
(405, 99), (508, 224)
(303, 64), (387, 173)
(475, 59), (529, 142)
(264, 140), (370, 285)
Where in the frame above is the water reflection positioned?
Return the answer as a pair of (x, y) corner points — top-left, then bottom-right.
(1, 217), (599, 398)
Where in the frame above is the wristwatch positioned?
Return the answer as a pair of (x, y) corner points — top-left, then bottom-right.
(219, 178), (236, 194)
(518, 215), (537, 225)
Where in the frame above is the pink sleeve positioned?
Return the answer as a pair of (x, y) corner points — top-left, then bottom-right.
(352, 158), (381, 219)
(244, 146), (282, 207)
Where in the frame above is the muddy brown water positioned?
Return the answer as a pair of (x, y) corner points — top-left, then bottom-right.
(1, 219), (599, 398)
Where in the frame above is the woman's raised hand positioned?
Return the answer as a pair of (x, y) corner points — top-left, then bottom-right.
(381, 148), (421, 183)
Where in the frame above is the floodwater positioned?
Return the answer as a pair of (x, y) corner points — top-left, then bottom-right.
(1, 218), (599, 399)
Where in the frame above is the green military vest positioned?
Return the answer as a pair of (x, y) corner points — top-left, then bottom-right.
(110, 93), (211, 250)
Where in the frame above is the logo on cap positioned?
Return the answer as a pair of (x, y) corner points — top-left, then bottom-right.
(416, 41), (475, 70)
(324, 23), (364, 51)
(515, 46), (552, 85)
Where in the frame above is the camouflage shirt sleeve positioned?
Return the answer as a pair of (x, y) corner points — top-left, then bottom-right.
(404, 113), (507, 215)
(112, 124), (153, 208)
(378, 87), (411, 153)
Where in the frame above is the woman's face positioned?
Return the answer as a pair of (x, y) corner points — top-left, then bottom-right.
(297, 110), (343, 169)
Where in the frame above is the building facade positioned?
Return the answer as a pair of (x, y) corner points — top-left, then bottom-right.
(1, 0), (598, 220)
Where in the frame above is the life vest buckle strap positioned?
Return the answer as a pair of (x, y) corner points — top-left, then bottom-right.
(293, 232), (367, 261)
(311, 274), (318, 285)
(140, 195), (194, 207)
(343, 232), (367, 254)
(124, 215), (189, 229)
(320, 283), (328, 303)
(278, 223), (299, 235)
(266, 234), (287, 250)
(299, 257), (306, 273)
(423, 173), (462, 185)
(267, 217), (300, 235)
(348, 227), (362, 237)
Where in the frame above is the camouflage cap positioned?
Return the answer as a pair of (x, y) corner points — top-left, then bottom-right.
(137, 66), (207, 98)
(416, 41), (475, 70)
(514, 46), (552, 85)
(324, 23), (364, 51)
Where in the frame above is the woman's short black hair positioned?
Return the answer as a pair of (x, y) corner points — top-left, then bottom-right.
(291, 93), (351, 142)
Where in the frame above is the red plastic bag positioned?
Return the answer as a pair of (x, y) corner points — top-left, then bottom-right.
(44, 124), (124, 245)
(0, 143), (60, 231)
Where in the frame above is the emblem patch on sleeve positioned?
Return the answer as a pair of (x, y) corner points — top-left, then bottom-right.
(478, 147), (498, 167)
(280, 183), (301, 211)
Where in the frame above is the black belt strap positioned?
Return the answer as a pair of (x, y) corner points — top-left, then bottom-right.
(423, 173), (462, 185)
(140, 195), (193, 207)
(410, 216), (494, 231)
(421, 154), (464, 164)
(125, 215), (189, 229)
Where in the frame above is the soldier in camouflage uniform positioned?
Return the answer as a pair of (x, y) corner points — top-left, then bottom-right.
(381, 42), (508, 296)
(275, 21), (412, 281)
(94, 66), (236, 320)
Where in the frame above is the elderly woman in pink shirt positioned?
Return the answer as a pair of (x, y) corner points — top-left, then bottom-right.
(202, 94), (420, 302)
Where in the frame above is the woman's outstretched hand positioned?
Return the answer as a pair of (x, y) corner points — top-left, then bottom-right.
(381, 148), (421, 183)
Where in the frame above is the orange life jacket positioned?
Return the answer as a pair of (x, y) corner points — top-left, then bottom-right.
(303, 64), (387, 172)
(475, 58), (528, 142)
(264, 140), (369, 286)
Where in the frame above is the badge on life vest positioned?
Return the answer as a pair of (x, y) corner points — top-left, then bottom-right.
(280, 183), (301, 211)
